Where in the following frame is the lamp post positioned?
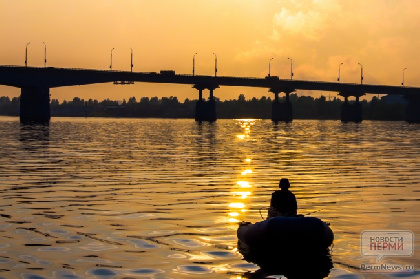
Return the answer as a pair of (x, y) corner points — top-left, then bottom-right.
(402, 68), (407, 86)
(358, 63), (363, 84)
(110, 48), (115, 70)
(25, 42), (30, 67)
(130, 48), (133, 72)
(288, 57), (293, 80)
(213, 53), (217, 77)
(338, 62), (343, 82)
(268, 57), (273, 77)
(193, 53), (197, 76)
(43, 42), (47, 67)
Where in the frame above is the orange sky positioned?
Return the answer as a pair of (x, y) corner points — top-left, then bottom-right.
(1, 0), (419, 102)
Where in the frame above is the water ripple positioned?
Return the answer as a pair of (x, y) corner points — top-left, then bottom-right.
(0, 118), (418, 278)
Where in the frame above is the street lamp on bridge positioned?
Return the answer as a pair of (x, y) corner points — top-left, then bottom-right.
(110, 48), (115, 70)
(25, 42), (30, 67)
(213, 53), (217, 77)
(338, 62), (343, 82)
(358, 63), (363, 84)
(193, 53), (197, 76)
(131, 48), (133, 72)
(288, 57), (294, 80)
(43, 42), (47, 68)
(268, 57), (273, 77)
(402, 68), (407, 86)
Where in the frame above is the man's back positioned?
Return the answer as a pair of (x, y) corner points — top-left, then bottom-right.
(270, 189), (297, 216)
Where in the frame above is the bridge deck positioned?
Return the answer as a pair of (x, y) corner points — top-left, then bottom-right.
(1, 65), (419, 96)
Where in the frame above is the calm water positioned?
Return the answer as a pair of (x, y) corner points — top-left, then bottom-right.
(0, 116), (419, 279)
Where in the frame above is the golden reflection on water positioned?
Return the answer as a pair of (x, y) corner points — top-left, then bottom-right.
(1, 118), (418, 279)
(228, 119), (258, 224)
(227, 119), (260, 278)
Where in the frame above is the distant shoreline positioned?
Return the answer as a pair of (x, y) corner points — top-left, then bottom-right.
(0, 93), (408, 121)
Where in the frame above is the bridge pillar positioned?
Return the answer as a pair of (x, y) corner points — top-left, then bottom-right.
(20, 87), (50, 123)
(194, 85), (217, 122)
(198, 88), (203, 102)
(405, 95), (420, 123)
(271, 90), (293, 122)
(207, 88), (216, 122)
(341, 95), (362, 123)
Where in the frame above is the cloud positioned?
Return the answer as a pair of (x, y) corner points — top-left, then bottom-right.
(272, 0), (341, 40)
(234, 0), (420, 88)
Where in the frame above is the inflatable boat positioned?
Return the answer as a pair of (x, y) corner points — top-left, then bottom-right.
(237, 216), (333, 262)
(237, 216), (334, 277)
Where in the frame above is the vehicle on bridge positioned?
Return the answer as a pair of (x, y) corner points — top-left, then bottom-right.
(160, 70), (176, 76)
(265, 75), (279, 80)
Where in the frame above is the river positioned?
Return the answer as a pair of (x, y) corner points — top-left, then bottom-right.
(0, 117), (419, 279)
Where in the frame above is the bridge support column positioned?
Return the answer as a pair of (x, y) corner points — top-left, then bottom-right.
(341, 95), (362, 123)
(405, 95), (420, 123)
(20, 87), (50, 123)
(271, 90), (293, 122)
(198, 88), (203, 102)
(194, 86), (217, 122)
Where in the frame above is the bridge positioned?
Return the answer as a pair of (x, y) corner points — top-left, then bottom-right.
(0, 65), (419, 123)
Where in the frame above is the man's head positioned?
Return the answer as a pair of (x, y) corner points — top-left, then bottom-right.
(279, 178), (290, 190)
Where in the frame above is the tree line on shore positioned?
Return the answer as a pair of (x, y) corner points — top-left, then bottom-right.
(0, 93), (407, 120)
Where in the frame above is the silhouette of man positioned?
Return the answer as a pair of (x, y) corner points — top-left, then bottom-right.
(269, 178), (297, 218)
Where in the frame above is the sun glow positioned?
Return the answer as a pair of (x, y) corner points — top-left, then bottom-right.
(228, 119), (258, 223)
(236, 181), (251, 188)
(241, 169), (253, 175)
(229, 202), (245, 209)
(231, 191), (251, 199)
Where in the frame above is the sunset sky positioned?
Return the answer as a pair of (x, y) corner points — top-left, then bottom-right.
(1, 0), (419, 102)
